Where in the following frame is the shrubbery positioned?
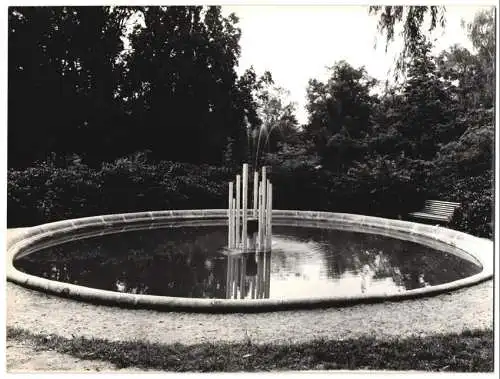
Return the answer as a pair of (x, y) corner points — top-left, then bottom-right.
(433, 170), (493, 239)
(8, 152), (492, 238)
(11, 155), (424, 227)
(8, 160), (101, 226)
(7, 156), (234, 227)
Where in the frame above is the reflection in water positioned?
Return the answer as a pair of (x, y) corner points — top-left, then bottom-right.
(114, 278), (150, 294)
(360, 264), (370, 294)
(225, 250), (271, 299)
(13, 224), (482, 300)
(44, 263), (71, 282)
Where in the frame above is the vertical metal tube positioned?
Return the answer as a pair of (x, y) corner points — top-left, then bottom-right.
(253, 171), (259, 217)
(251, 277), (256, 299)
(242, 164), (248, 253)
(258, 181), (263, 251)
(261, 166), (267, 194)
(225, 254), (231, 298)
(267, 181), (272, 250)
(264, 251), (271, 298)
(255, 251), (261, 297)
(235, 174), (241, 248)
(260, 174), (266, 250)
(232, 198), (236, 249)
(228, 182), (233, 248)
(232, 257), (238, 299)
(258, 251), (265, 298)
(239, 256), (246, 299)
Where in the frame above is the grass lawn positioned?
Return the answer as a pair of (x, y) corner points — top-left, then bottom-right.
(7, 327), (493, 372)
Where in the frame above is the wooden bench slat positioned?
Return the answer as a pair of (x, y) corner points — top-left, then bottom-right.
(423, 205), (459, 208)
(409, 200), (461, 223)
(423, 206), (458, 209)
(425, 214), (456, 217)
(422, 208), (456, 213)
(422, 207), (456, 212)
(424, 204), (458, 209)
(424, 200), (460, 205)
(423, 205), (459, 209)
(415, 208), (457, 213)
(423, 206), (457, 211)
(424, 203), (459, 208)
(410, 210), (453, 216)
(425, 202), (460, 206)
(409, 212), (450, 220)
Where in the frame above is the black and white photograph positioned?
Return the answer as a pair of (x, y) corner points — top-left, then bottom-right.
(3, 1), (497, 374)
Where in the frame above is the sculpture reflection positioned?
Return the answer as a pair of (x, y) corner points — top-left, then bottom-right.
(225, 250), (271, 299)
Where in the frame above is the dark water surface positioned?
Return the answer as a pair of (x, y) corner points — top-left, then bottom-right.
(14, 224), (482, 300)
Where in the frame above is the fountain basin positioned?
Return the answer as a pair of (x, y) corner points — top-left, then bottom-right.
(6, 210), (493, 312)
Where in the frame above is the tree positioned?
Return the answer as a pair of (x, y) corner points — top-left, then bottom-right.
(8, 7), (129, 167)
(304, 61), (378, 171)
(369, 6), (446, 76)
(125, 6), (248, 165)
(436, 44), (483, 110)
(435, 8), (496, 111)
(394, 39), (457, 159)
(464, 8), (496, 108)
(438, 109), (494, 175)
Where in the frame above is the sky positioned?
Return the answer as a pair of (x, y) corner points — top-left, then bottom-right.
(222, 4), (492, 124)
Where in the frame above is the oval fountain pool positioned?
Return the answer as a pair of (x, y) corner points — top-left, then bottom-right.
(13, 223), (483, 299)
(6, 210), (493, 312)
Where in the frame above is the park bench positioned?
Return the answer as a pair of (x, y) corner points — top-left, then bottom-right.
(408, 200), (461, 223)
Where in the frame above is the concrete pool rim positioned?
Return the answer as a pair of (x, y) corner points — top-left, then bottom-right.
(6, 209), (494, 312)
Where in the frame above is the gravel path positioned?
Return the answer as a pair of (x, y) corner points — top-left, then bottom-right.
(5, 227), (494, 371)
(7, 280), (493, 346)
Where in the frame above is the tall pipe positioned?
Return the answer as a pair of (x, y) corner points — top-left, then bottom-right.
(258, 251), (265, 298)
(256, 182), (262, 250)
(232, 198), (236, 249)
(267, 180), (272, 250)
(253, 171), (258, 217)
(232, 257), (238, 298)
(239, 256), (246, 299)
(228, 181), (233, 248)
(264, 250), (271, 298)
(227, 256), (231, 298)
(260, 175), (267, 250)
(235, 174), (241, 247)
(242, 164), (248, 253)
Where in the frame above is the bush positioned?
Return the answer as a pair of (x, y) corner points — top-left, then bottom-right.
(7, 157), (233, 227)
(266, 155), (429, 218)
(342, 156), (430, 217)
(7, 152), (493, 239)
(443, 172), (493, 239)
(8, 160), (101, 226)
(429, 108), (494, 238)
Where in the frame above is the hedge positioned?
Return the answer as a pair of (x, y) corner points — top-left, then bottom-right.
(7, 156), (492, 238)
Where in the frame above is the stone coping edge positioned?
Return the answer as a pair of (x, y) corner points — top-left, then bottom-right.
(6, 210), (494, 313)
